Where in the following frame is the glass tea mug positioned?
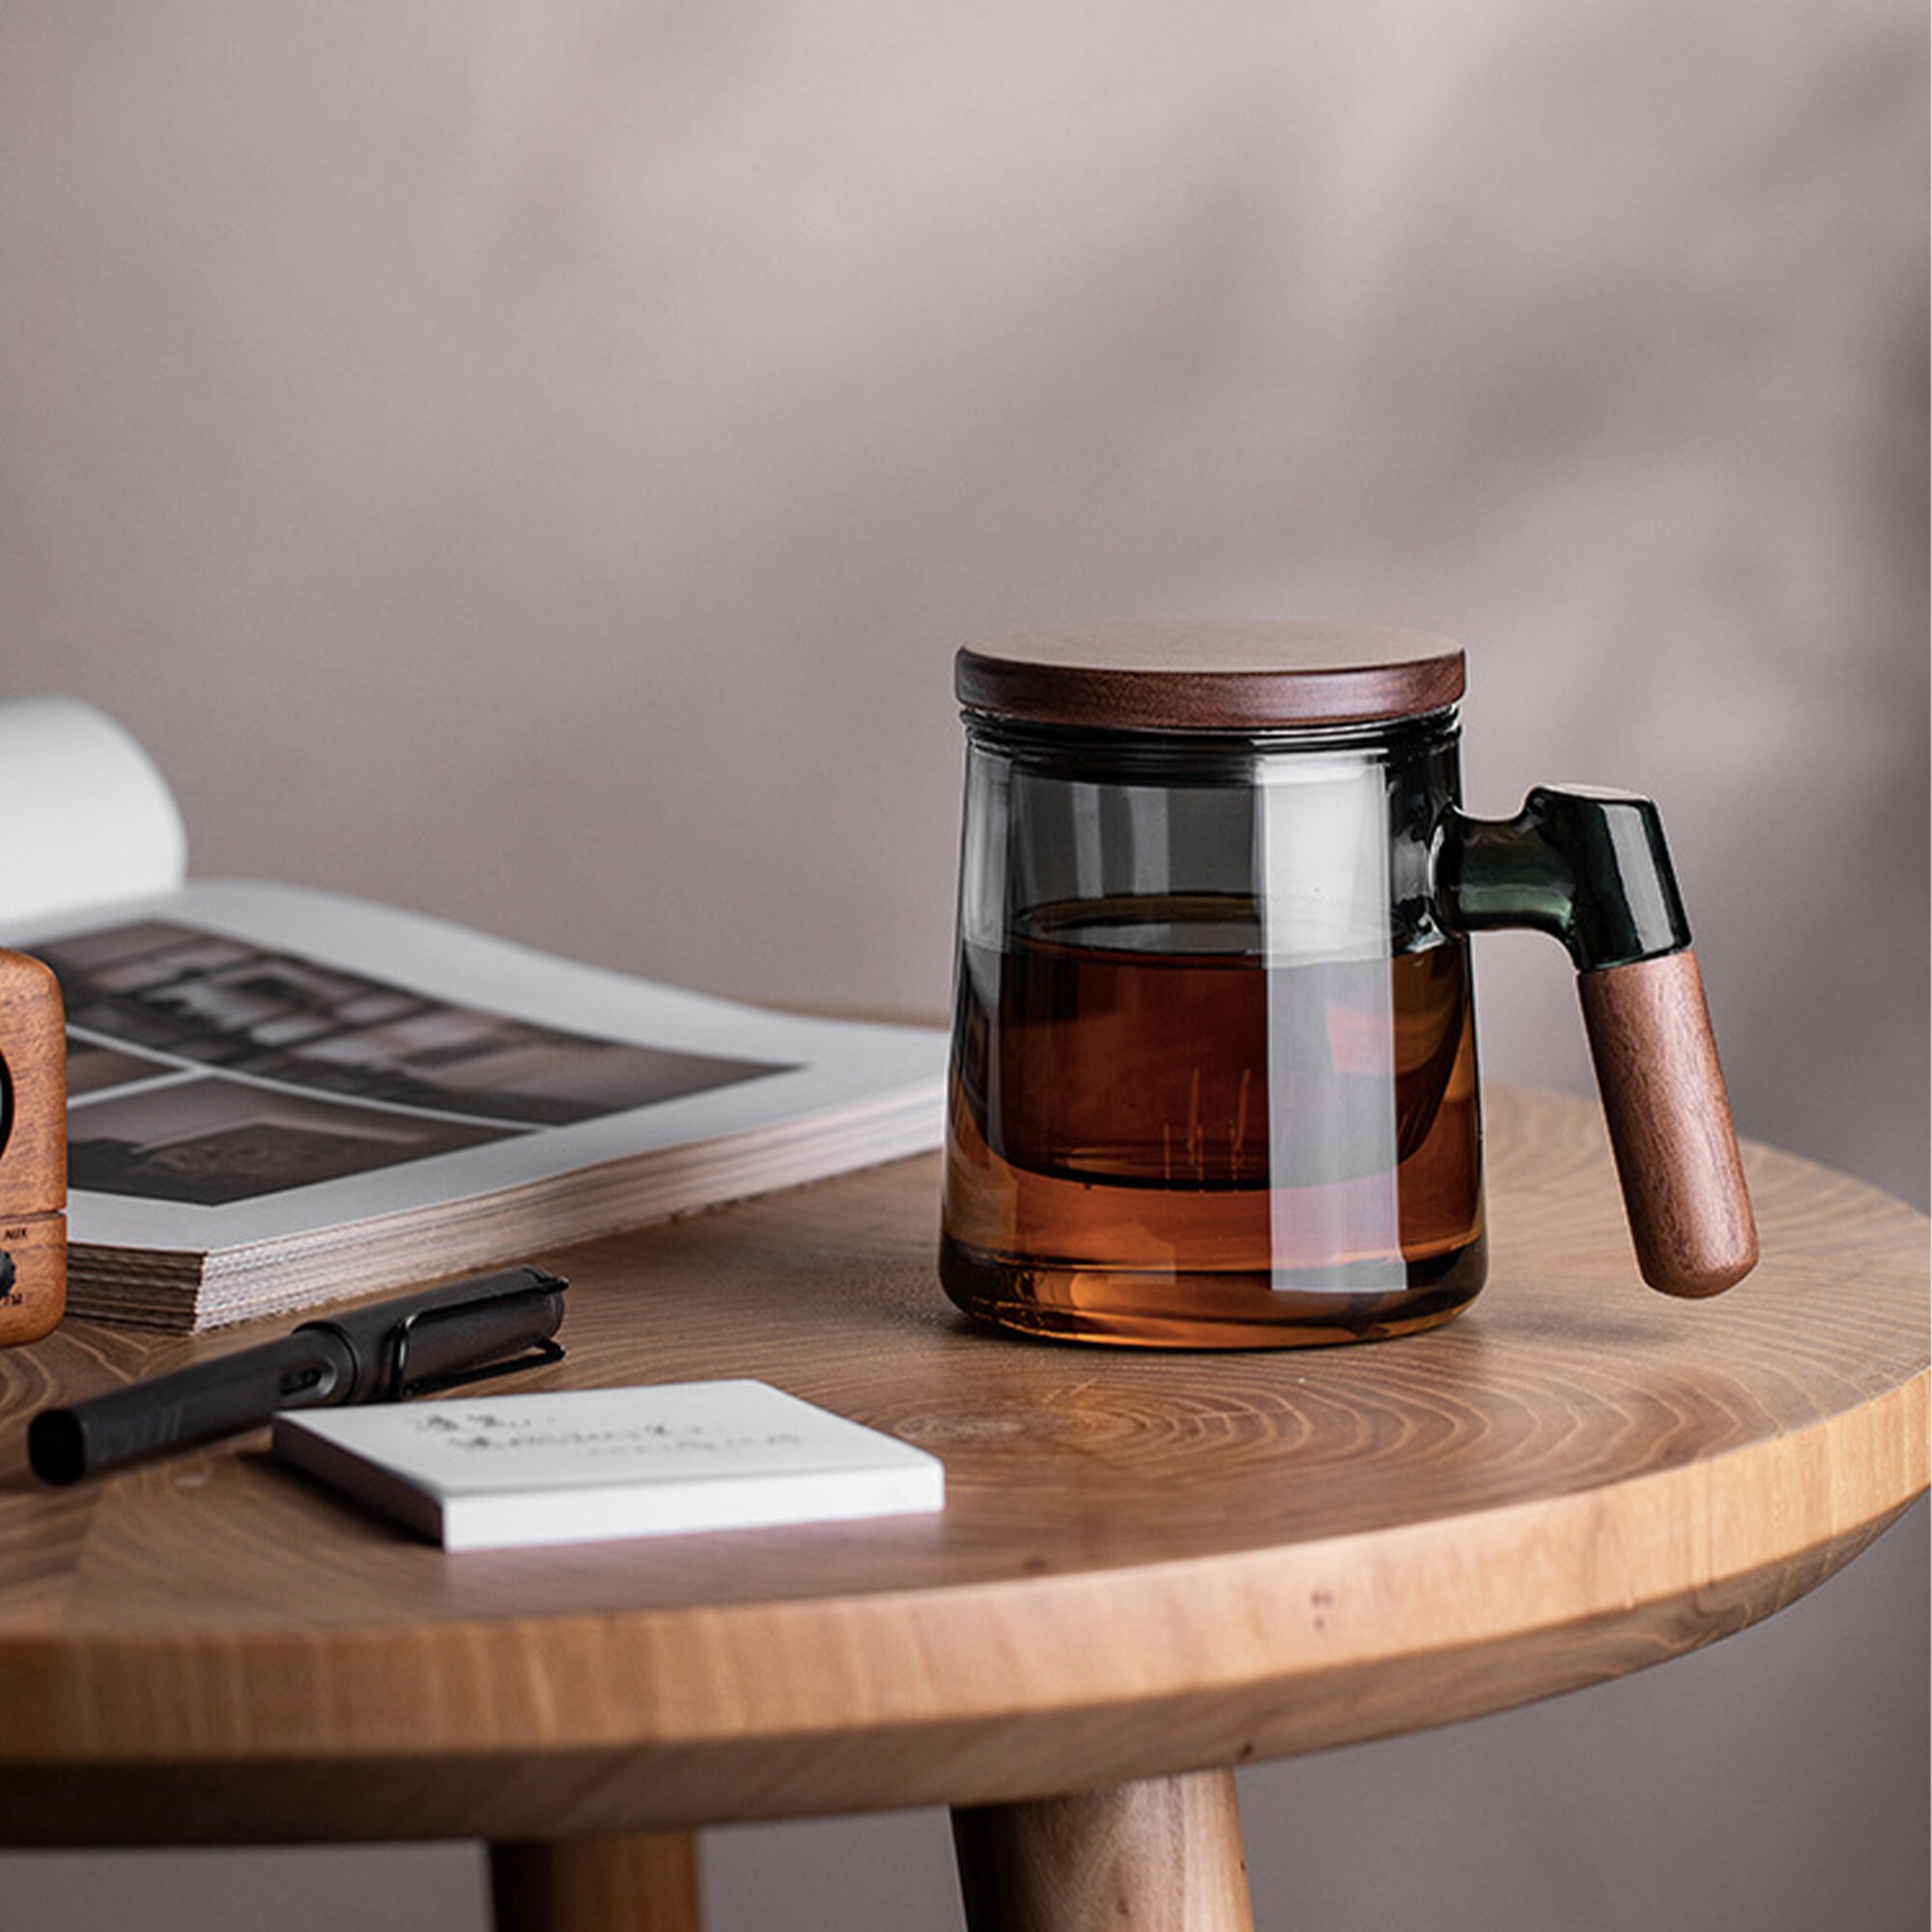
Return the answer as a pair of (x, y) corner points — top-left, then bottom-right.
(939, 623), (1757, 1348)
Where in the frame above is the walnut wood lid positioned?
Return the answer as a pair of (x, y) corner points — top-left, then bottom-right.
(955, 622), (1465, 731)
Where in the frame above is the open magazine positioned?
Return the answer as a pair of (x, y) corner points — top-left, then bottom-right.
(0, 697), (946, 1330)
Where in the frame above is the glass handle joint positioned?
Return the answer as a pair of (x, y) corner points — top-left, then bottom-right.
(1435, 785), (1691, 971)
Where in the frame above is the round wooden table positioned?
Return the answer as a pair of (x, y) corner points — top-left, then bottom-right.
(0, 1089), (1924, 1931)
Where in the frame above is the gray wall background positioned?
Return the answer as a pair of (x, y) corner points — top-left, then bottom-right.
(2, 4), (1924, 1928)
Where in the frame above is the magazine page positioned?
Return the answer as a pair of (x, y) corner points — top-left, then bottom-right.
(0, 696), (189, 924)
(2, 880), (946, 1255)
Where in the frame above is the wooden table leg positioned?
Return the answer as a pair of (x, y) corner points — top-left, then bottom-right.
(489, 1833), (702, 1932)
(952, 1769), (1256, 1932)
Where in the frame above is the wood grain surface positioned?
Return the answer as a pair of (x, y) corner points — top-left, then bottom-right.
(1580, 949), (1758, 1295)
(0, 947), (67, 1347)
(489, 1833), (700, 1932)
(0, 1088), (1921, 1846)
(953, 621), (1465, 728)
(953, 1771), (1254, 1932)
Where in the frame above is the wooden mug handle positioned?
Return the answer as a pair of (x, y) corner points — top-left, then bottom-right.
(1440, 787), (1758, 1298)
(1578, 949), (1757, 1296)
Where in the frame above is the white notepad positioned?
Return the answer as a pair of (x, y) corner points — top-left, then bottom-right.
(272, 1380), (945, 1551)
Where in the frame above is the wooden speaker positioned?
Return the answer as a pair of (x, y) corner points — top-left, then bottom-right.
(0, 951), (66, 1346)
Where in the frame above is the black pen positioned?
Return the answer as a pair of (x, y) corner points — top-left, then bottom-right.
(27, 1265), (568, 1486)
